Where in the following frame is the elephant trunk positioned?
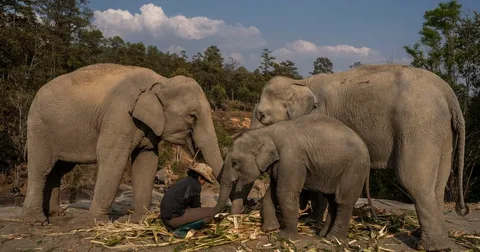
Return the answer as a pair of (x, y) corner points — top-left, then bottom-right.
(192, 105), (223, 179)
(215, 183), (233, 212)
(215, 170), (234, 212)
(249, 104), (266, 130)
(193, 101), (246, 214)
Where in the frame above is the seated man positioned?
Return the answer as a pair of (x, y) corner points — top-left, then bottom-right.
(160, 163), (217, 238)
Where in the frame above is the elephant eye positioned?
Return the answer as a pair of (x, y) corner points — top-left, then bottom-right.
(185, 112), (196, 125)
(232, 160), (240, 169)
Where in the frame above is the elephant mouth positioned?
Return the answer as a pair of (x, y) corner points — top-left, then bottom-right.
(185, 134), (198, 157)
(259, 117), (273, 126)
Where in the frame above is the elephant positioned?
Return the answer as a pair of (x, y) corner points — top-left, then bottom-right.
(249, 106), (377, 223)
(22, 63), (240, 225)
(249, 64), (468, 251)
(214, 113), (371, 240)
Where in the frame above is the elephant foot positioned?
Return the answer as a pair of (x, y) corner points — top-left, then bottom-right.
(261, 219), (280, 232)
(325, 229), (348, 241)
(279, 229), (302, 241)
(23, 212), (49, 226)
(86, 214), (111, 227)
(415, 235), (453, 252)
(318, 225), (329, 237)
(47, 206), (67, 217)
(325, 232), (347, 242)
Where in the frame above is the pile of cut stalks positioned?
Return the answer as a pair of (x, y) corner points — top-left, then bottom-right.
(80, 204), (479, 251)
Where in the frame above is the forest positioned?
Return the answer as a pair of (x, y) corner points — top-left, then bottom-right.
(1, 0), (479, 203)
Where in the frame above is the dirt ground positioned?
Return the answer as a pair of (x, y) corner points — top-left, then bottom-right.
(1, 185), (479, 252)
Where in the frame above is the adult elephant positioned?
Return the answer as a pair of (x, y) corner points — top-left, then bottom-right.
(244, 64), (467, 251)
(23, 63), (237, 225)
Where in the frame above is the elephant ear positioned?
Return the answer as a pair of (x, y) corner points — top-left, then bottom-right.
(286, 83), (318, 119)
(254, 137), (279, 172)
(130, 89), (165, 136)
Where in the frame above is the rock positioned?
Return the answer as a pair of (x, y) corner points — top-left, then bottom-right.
(155, 169), (168, 184)
(241, 118), (251, 128)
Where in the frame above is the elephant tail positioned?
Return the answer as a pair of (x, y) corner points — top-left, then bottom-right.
(364, 170), (377, 219)
(452, 99), (469, 216)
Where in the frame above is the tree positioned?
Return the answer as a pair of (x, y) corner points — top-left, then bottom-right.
(209, 85), (227, 110)
(457, 11), (480, 95)
(203, 46), (223, 69)
(33, 0), (94, 75)
(310, 57), (333, 75)
(349, 61), (363, 69)
(403, 0), (463, 85)
(272, 60), (302, 80)
(259, 48), (275, 76)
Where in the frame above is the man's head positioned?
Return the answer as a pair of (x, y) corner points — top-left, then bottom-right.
(187, 163), (216, 185)
(187, 170), (207, 185)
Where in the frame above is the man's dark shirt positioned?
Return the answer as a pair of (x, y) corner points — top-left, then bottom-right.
(160, 176), (202, 221)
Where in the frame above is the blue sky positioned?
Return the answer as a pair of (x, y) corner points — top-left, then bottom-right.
(88, 0), (480, 76)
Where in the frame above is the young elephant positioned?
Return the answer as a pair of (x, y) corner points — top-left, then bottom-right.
(215, 113), (370, 240)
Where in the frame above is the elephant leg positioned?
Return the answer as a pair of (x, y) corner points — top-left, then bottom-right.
(44, 161), (76, 217)
(310, 193), (328, 222)
(276, 160), (305, 241)
(396, 141), (451, 251)
(23, 140), (56, 225)
(325, 203), (354, 240)
(435, 134), (453, 216)
(89, 137), (132, 223)
(261, 182), (280, 232)
(318, 195), (336, 237)
(131, 150), (158, 223)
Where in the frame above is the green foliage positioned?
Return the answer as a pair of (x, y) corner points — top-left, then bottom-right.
(403, 0), (462, 85)
(456, 11), (480, 93)
(349, 61), (363, 69)
(214, 124), (233, 157)
(209, 85), (227, 110)
(310, 57), (334, 75)
(272, 60), (302, 80)
(259, 48), (276, 76)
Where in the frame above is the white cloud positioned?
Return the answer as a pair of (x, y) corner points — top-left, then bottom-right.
(273, 48), (294, 57)
(229, 52), (245, 64)
(262, 39), (412, 75)
(93, 4), (266, 49)
(320, 45), (372, 56)
(288, 40), (318, 54)
(274, 39), (373, 58)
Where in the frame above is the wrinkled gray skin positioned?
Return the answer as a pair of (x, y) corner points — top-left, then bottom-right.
(250, 106), (376, 222)
(23, 63), (241, 225)
(250, 64), (469, 251)
(215, 114), (370, 240)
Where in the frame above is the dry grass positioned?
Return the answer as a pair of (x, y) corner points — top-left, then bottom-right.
(47, 204), (478, 251)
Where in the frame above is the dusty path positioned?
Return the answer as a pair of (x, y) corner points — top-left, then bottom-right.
(1, 186), (479, 251)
